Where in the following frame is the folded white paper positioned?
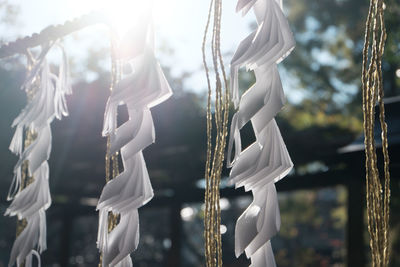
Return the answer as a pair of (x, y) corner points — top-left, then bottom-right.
(6, 44), (71, 267)
(99, 210), (139, 267)
(228, 0), (295, 266)
(9, 209), (47, 267)
(231, 0), (295, 108)
(97, 6), (172, 266)
(249, 241), (277, 267)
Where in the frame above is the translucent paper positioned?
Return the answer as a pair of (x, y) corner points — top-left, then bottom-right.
(5, 44), (72, 267)
(96, 9), (172, 267)
(227, 0), (295, 265)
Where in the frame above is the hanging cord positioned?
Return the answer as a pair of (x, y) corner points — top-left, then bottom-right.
(106, 29), (121, 233)
(361, 0), (391, 266)
(107, 31), (121, 233)
(202, 0), (229, 266)
(15, 51), (39, 267)
(99, 30), (121, 267)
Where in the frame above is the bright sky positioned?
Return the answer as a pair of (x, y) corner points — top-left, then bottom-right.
(5, 0), (254, 93)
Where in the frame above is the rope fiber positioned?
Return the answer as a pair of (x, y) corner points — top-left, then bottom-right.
(361, 0), (391, 266)
(202, 0), (229, 266)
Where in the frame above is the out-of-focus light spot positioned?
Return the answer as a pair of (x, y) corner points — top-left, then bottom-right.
(181, 207), (195, 221)
(196, 176), (231, 189)
(237, 196), (252, 209)
(396, 69), (400, 78)
(383, 3), (386, 10)
(144, 235), (155, 244)
(220, 198), (230, 210)
(163, 238), (171, 249)
(75, 255), (84, 265)
(220, 224), (227, 235)
(80, 197), (98, 206)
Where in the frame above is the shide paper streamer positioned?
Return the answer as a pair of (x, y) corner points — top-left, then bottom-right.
(5, 43), (72, 267)
(96, 7), (172, 267)
(227, 0), (295, 266)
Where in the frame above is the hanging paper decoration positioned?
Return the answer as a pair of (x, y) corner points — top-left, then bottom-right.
(96, 7), (172, 266)
(5, 43), (72, 266)
(227, 0), (295, 266)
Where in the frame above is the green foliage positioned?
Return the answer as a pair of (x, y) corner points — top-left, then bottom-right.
(275, 187), (348, 267)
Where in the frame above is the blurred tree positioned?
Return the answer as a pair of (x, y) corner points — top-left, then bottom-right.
(0, 1), (19, 25)
(272, 0), (398, 170)
(285, 0), (399, 103)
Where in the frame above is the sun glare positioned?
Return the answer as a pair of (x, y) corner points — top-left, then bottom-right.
(69, 0), (176, 38)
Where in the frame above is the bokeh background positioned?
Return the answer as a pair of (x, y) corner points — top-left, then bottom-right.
(0, 0), (399, 266)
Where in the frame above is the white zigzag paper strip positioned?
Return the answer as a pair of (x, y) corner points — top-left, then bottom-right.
(227, 0), (295, 266)
(97, 12), (172, 267)
(5, 43), (72, 267)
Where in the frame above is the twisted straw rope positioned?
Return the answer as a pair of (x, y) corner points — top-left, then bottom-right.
(15, 56), (36, 242)
(13, 54), (42, 267)
(99, 32), (121, 267)
(361, 0), (391, 266)
(202, 0), (229, 266)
